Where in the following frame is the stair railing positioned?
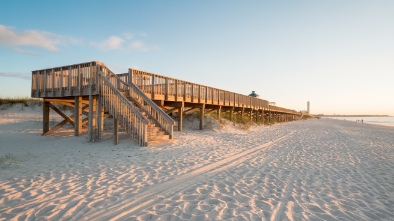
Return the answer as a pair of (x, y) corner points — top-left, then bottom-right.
(97, 63), (175, 139)
(97, 69), (149, 146)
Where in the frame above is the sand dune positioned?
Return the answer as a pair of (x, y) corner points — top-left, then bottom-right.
(1, 105), (393, 220)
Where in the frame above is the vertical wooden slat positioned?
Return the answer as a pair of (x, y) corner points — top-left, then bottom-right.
(113, 117), (119, 145)
(151, 75), (155, 99)
(178, 107), (183, 132)
(68, 66), (72, 93)
(199, 104), (205, 130)
(175, 80), (178, 101)
(74, 96), (82, 136)
(51, 69), (55, 94)
(43, 100), (50, 134)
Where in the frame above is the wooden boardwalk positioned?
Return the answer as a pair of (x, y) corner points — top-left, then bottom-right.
(31, 61), (305, 146)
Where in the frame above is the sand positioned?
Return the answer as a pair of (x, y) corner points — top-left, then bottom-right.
(1, 105), (393, 220)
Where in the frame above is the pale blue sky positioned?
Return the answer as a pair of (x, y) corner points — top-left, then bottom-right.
(1, 0), (393, 115)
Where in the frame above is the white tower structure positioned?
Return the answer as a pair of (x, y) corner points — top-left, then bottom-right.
(307, 101), (310, 114)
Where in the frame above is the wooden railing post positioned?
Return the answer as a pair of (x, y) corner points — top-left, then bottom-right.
(175, 80), (178, 101)
(78, 65), (83, 93)
(205, 87), (208, 103)
(51, 69), (55, 94)
(68, 67), (72, 93)
(183, 81), (187, 101)
(43, 70), (47, 96)
(165, 79), (169, 100)
(131, 69), (134, 84)
(198, 85), (201, 103)
(151, 75), (155, 99)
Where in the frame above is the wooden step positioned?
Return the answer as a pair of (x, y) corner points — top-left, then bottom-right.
(146, 139), (170, 147)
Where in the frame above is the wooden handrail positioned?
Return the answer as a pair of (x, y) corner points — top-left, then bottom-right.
(97, 64), (174, 138)
(31, 61), (301, 116)
(98, 71), (149, 146)
(98, 72), (149, 124)
(127, 82), (175, 124)
(129, 69), (276, 110)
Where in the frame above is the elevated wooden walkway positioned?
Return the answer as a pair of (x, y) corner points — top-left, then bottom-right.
(31, 61), (303, 146)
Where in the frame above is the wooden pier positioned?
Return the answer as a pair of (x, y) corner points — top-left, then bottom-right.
(31, 61), (304, 146)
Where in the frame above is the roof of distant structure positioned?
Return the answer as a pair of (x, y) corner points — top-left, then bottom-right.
(249, 91), (259, 97)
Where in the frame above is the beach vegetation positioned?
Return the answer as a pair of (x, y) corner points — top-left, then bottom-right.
(0, 97), (42, 109)
(0, 153), (18, 168)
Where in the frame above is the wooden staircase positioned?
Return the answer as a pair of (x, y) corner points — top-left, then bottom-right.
(97, 64), (175, 146)
(146, 123), (171, 146)
(124, 92), (172, 146)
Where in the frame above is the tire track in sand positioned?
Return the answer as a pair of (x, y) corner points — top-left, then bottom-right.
(83, 132), (294, 220)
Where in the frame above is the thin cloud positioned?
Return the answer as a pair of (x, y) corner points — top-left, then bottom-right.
(13, 48), (40, 56)
(90, 36), (125, 50)
(0, 72), (31, 80)
(90, 34), (156, 52)
(0, 24), (79, 52)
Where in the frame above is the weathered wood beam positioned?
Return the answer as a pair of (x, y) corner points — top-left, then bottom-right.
(88, 95), (97, 142)
(74, 97), (83, 136)
(164, 101), (184, 108)
(49, 103), (75, 126)
(185, 103), (204, 108)
(152, 99), (165, 106)
(204, 109), (217, 114)
(113, 117), (119, 145)
(97, 99), (104, 140)
(165, 107), (178, 115)
(178, 107), (183, 132)
(43, 100), (50, 134)
(199, 104), (205, 130)
(45, 98), (89, 105)
(205, 104), (221, 110)
(43, 119), (69, 135)
(183, 107), (197, 115)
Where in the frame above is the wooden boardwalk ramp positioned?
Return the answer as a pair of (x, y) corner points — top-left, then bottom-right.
(31, 61), (303, 146)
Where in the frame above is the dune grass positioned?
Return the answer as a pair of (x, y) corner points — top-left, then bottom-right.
(0, 97), (42, 107)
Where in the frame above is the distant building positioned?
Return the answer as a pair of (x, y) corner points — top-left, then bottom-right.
(307, 101), (310, 114)
(249, 91), (259, 97)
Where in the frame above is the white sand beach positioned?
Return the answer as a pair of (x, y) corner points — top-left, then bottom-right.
(1, 105), (393, 220)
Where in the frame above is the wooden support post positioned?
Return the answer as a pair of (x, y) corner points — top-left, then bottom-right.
(230, 109), (234, 121)
(199, 104), (205, 130)
(97, 99), (104, 140)
(88, 95), (97, 142)
(113, 117), (119, 145)
(217, 107), (221, 122)
(178, 107), (183, 132)
(43, 100), (50, 134)
(250, 109), (253, 123)
(74, 96), (82, 136)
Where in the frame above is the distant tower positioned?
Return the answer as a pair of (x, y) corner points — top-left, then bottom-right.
(249, 91), (259, 97)
(307, 101), (310, 114)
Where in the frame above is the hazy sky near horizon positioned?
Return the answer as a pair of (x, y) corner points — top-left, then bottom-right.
(1, 0), (393, 115)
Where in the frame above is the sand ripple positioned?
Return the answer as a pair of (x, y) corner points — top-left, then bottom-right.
(1, 114), (394, 220)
